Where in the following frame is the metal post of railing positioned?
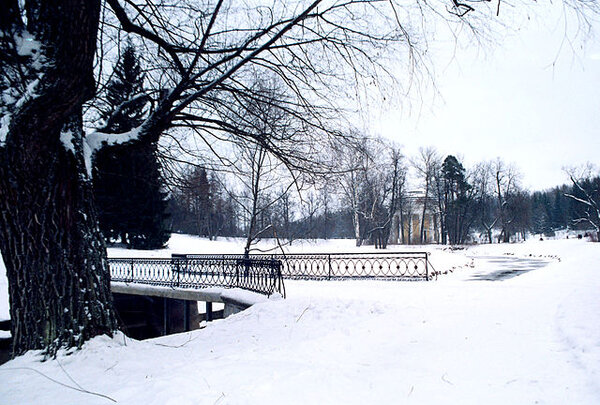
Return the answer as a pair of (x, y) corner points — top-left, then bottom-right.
(425, 253), (429, 281)
(270, 256), (275, 293)
(129, 259), (134, 283)
(328, 254), (332, 280)
(222, 255), (225, 285)
(275, 260), (280, 295)
(176, 258), (181, 287)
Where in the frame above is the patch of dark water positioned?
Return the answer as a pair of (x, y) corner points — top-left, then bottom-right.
(469, 256), (551, 281)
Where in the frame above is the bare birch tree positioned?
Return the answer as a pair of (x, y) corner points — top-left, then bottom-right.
(411, 147), (440, 244)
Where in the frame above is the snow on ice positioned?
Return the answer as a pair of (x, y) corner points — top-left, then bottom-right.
(0, 236), (599, 404)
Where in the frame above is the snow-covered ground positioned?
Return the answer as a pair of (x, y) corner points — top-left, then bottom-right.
(1, 236), (599, 404)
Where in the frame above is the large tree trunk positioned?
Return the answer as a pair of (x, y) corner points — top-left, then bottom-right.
(0, 0), (117, 356)
(0, 117), (117, 356)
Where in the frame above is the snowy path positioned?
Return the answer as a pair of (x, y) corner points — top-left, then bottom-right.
(0, 238), (599, 404)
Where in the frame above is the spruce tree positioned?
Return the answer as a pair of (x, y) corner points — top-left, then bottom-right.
(441, 155), (472, 244)
(93, 43), (170, 249)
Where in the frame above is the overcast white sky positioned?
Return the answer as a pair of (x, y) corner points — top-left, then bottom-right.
(374, 4), (600, 191)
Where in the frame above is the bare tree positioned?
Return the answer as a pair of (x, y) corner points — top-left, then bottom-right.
(506, 189), (531, 241)
(472, 161), (496, 243)
(237, 144), (291, 255)
(493, 159), (521, 243)
(1, 0), (118, 356)
(411, 147), (441, 244)
(170, 165), (239, 240)
(335, 137), (406, 248)
(335, 136), (372, 246)
(224, 79), (302, 255)
(361, 143), (407, 248)
(564, 165), (600, 241)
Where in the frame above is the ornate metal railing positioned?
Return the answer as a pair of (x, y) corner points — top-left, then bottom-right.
(109, 256), (285, 297)
(109, 251), (431, 299)
(180, 252), (431, 281)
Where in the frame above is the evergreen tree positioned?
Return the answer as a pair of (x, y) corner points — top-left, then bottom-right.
(93, 43), (170, 249)
(168, 166), (241, 239)
(531, 191), (554, 236)
(551, 188), (568, 230)
(441, 155), (474, 244)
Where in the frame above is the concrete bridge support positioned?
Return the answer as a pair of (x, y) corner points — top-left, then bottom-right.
(111, 283), (260, 340)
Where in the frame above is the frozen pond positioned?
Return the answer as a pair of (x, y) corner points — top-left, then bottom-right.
(469, 255), (552, 281)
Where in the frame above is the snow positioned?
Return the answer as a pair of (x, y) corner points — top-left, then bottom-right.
(220, 288), (280, 306)
(83, 136), (93, 176)
(0, 113), (10, 145)
(60, 129), (76, 155)
(111, 281), (224, 297)
(85, 129), (142, 154)
(14, 31), (41, 58)
(64, 128), (144, 176)
(83, 128), (142, 176)
(1, 236), (600, 404)
(14, 79), (41, 110)
(1, 78), (43, 146)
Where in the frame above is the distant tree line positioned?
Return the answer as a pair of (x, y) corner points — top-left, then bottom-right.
(168, 166), (239, 240)
(164, 139), (600, 248)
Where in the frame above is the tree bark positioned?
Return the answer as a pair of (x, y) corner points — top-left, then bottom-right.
(0, 114), (117, 356)
(0, 0), (117, 356)
(420, 178), (429, 244)
(353, 208), (362, 247)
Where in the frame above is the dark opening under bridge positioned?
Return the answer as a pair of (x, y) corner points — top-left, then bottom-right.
(108, 252), (431, 339)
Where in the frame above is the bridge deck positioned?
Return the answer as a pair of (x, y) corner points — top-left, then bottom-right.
(111, 281), (226, 302)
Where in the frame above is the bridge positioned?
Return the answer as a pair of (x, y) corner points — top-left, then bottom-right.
(108, 252), (431, 339)
(109, 255), (284, 339)
(0, 252), (432, 361)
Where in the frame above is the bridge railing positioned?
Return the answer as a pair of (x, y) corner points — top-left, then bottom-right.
(110, 251), (431, 298)
(180, 252), (431, 281)
(109, 256), (285, 297)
